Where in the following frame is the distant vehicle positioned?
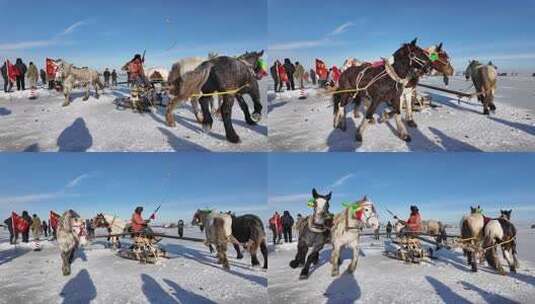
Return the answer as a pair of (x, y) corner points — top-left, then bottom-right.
(498, 72), (507, 77)
(531, 224), (535, 229)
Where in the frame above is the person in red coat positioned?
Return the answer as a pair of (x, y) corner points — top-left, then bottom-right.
(394, 205), (422, 236)
(269, 212), (283, 244)
(277, 65), (288, 91)
(131, 206), (154, 235)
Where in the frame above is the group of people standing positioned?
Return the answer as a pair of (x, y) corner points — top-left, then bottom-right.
(270, 59), (313, 92)
(1, 58), (45, 93)
(3, 211), (56, 244)
(269, 211), (301, 245)
(103, 68), (118, 87)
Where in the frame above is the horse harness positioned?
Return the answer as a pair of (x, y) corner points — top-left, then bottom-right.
(344, 201), (375, 231)
(307, 216), (330, 233)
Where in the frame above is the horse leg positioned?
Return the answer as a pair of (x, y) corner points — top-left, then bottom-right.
(199, 96), (214, 132)
(234, 243), (243, 259)
(481, 94), (490, 115)
(347, 240), (360, 273)
(502, 245), (516, 273)
(94, 81), (100, 99)
(331, 241), (342, 277)
(190, 97), (204, 123)
(393, 100), (411, 142)
(165, 96), (181, 127)
(290, 241), (308, 268)
(221, 95), (240, 143)
(236, 94), (255, 125)
(62, 83), (71, 107)
(83, 84), (90, 101)
(355, 100), (377, 142)
(404, 90), (417, 128)
(353, 96), (361, 118)
(333, 93), (347, 131)
(260, 239), (268, 269)
(300, 244), (323, 279)
(248, 82), (262, 123)
(61, 250), (71, 276)
(250, 241), (261, 267)
(217, 243), (230, 270)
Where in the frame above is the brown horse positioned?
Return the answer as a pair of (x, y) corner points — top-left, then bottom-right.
(333, 38), (432, 143)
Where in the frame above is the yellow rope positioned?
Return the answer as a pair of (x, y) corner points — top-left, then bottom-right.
(190, 84), (249, 98)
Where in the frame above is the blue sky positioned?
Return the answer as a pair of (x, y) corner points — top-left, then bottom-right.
(268, 0), (535, 73)
(268, 153), (535, 225)
(0, 0), (266, 70)
(0, 153), (268, 223)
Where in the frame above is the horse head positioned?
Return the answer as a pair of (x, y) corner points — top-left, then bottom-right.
(238, 50), (266, 79)
(500, 209), (512, 220)
(465, 60), (480, 80)
(192, 209), (211, 227)
(356, 196), (379, 229)
(92, 213), (108, 228)
(426, 43), (454, 85)
(310, 188), (332, 226)
(61, 209), (88, 246)
(393, 38), (433, 78)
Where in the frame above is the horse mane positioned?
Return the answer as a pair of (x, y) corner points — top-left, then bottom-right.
(60, 209), (80, 232)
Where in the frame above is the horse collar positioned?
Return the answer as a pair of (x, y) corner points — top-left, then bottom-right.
(384, 60), (408, 85)
(308, 216), (328, 233)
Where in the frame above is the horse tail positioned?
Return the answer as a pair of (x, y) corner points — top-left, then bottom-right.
(483, 225), (499, 270)
(169, 61), (212, 101)
(260, 238), (268, 269)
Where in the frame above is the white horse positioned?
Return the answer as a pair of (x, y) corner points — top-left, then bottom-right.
(57, 210), (88, 276)
(56, 59), (104, 107)
(330, 196), (379, 276)
(483, 210), (518, 275)
(192, 209), (237, 270)
(92, 213), (128, 248)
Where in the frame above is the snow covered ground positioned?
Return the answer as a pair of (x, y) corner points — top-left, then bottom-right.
(268, 227), (535, 304)
(0, 80), (268, 152)
(0, 227), (267, 304)
(268, 76), (535, 152)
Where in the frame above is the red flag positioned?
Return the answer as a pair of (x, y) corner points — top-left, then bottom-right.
(11, 212), (29, 233)
(315, 59), (328, 80)
(46, 58), (58, 78)
(49, 210), (61, 230)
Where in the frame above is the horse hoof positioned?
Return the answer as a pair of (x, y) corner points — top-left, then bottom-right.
(299, 273), (309, 280)
(227, 134), (241, 144)
(403, 135), (412, 143)
(331, 270), (339, 277)
(202, 123), (212, 133)
(62, 102), (70, 107)
(483, 110), (490, 115)
(368, 118), (376, 125)
(289, 260), (299, 269)
(251, 112), (262, 123)
(237, 254), (244, 260)
(407, 120), (418, 128)
(510, 267), (517, 273)
(355, 133), (363, 142)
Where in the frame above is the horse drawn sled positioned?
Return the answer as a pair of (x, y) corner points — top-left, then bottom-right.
(117, 232), (168, 264)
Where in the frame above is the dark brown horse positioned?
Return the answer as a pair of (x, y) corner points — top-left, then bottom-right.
(166, 51), (265, 143)
(333, 38), (432, 142)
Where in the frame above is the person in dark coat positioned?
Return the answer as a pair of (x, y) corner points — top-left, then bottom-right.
(4, 217), (17, 244)
(42, 220), (49, 238)
(103, 68), (111, 87)
(40, 69), (47, 86)
(386, 221), (393, 239)
(310, 69), (317, 85)
(21, 211), (32, 242)
(270, 61), (281, 92)
(15, 58), (27, 91)
(111, 69), (118, 87)
(283, 58), (295, 90)
(281, 210), (294, 243)
(1, 62), (13, 93)
(177, 219), (184, 238)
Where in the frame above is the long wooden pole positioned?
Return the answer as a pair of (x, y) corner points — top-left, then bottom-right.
(417, 83), (473, 98)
